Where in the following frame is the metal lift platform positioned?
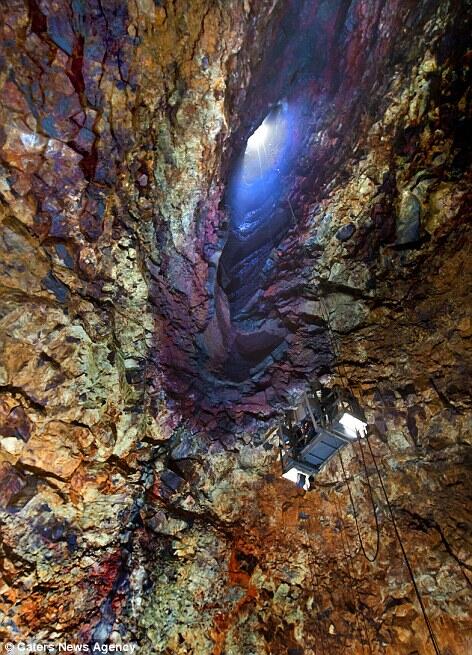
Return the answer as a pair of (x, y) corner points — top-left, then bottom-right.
(279, 386), (367, 488)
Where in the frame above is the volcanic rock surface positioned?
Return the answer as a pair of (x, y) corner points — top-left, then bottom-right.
(0, 1), (471, 654)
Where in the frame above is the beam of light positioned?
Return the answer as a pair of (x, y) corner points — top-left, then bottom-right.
(246, 119), (270, 152)
(228, 101), (294, 233)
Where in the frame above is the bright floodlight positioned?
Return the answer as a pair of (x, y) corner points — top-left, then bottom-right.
(246, 119), (270, 151)
(339, 412), (367, 439)
(282, 466), (310, 490)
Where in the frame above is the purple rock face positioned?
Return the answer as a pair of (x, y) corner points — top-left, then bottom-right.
(0, 462), (26, 508)
(155, 0), (452, 431)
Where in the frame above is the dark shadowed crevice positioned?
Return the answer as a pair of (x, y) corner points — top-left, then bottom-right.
(200, 0), (359, 390)
(151, 0), (464, 433)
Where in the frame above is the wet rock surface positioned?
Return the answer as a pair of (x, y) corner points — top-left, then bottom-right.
(0, 0), (471, 654)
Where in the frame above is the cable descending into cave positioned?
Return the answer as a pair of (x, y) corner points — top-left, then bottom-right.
(318, 296), (381, 562)
(317, 297), (354, 396)
(374, 387), (472, 591)
(359, 385), (449, 654)
(319, 298), (443, 655)
(333, 493), (374, 655)
(287, 197), (297, 223)
(337, 447), (381, 563)
(257, 145), (263, 176)
(302, 514), (329, 655)
(363, 427), (443, 655)
(433, 521), (472, 590)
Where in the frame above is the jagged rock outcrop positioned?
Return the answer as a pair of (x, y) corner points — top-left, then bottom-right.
(0, 0), (471, 654)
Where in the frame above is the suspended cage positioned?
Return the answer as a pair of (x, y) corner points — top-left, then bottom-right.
(279, 384), (367, 486)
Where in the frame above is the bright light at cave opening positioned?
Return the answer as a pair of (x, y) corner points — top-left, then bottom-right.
(237, 103), (288, 186)
(246, 119), (270, 152)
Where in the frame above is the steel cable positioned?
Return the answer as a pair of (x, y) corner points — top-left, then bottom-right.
(364, 431), (443, 655)
(333, 493), (373, 655)
(313, 290), (442, 653)
(319, 296), (381, 562)
(304, 514), (329, 655)
(338, 448), (381, 563)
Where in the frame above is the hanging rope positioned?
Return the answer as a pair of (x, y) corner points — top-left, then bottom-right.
(277, 424), (286, 475)
(318, 295), (381, 562)
(363, 429), (443, 655)
(303, 514), (328, 655)
(356, 428), (382, 561)
(287, 196), (297, 225)
(433, 520), (472, 590)
(371, 386), (472, 590)
(333, 493), (374, 655)
(338, 447), (381, 563)
(356, 381), (445, 654)
(317, 291), (442, 653)
(319, 296), (356, 398)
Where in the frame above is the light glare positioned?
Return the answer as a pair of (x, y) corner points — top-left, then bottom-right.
(246, 120), (270, 151)
(282, 466), (310, 490)
(339, 412), (367, 439)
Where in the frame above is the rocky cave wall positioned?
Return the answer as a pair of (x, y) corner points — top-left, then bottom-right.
(0, 1), (471, 654)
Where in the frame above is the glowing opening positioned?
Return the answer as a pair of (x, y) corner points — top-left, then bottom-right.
(246, 120), (270, 152)
(339, 412), (367, 439)
(238, 104), (288, 185)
